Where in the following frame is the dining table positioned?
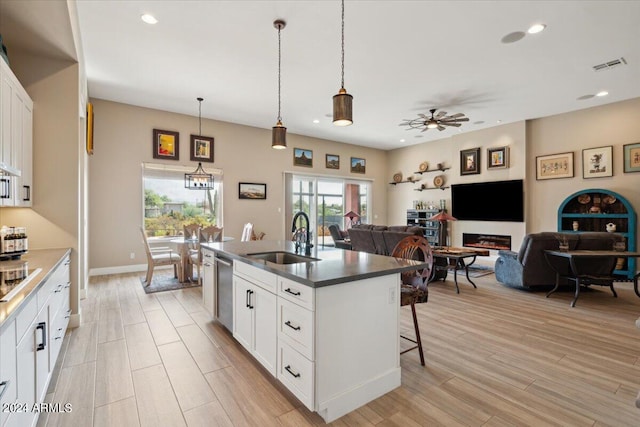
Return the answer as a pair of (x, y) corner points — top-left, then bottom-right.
(170, 236), (234, 282)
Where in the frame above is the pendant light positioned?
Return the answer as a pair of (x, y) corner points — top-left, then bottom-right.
(185, 97), (214, 189)
(333, 0), (353, 126)
(272, 20), (287, 149)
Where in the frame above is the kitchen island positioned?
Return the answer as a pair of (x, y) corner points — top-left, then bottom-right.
(200, 240), (429, 423)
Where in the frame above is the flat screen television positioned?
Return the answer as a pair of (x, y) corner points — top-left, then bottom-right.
(451, 179), (524, 222)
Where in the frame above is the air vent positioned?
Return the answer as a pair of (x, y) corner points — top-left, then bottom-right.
(593, 57), (627, 71)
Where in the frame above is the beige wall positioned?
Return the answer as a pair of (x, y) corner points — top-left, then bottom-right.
(0, 55), (82, 314)
(88, 99), (389, 270)
(387, 97), (640, 261)
(387, 121), (527, 252)
(527, 97), (640, 234)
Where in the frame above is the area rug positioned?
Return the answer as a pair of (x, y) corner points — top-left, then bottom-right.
(140, 272), (201, 294)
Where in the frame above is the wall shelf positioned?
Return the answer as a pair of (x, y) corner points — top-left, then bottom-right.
(414, 186), (449, 191)
(389, 180), (419, 185)
(414, 166), (450, 174)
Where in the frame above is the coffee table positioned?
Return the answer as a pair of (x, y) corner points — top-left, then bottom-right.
(429, 247), (490, 293)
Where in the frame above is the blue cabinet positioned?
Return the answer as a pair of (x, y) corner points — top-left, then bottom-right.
(557, 189), (637, 279)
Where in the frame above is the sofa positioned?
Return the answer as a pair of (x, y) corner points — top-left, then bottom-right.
(495, 231), (624, 290)
(348, 224), (423, 256)
(328, 224), (351, 249)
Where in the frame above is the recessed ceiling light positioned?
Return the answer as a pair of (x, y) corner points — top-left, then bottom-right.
(312, 119), (320, 124)
(527, 24), (546, 34)
(399, 139), (405, 143)
(141, 14), (158, 25)
(596, 91), (609, 97)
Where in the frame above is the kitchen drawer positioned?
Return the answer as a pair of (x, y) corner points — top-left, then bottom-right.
(278, 298), (314, 360)
(234, 261), (277, 293)
(15, 295), (37, 341)
(277, 341), (314, 410)
(278, 277), (314, 311)
(49, 307), (70, 364)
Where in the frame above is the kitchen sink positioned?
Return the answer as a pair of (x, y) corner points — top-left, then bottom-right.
(246, 251), (320, 265)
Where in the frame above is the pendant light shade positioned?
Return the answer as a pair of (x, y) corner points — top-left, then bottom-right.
(272, 120), (287, 149)
(272, 20), (287, 149)
(333, 0), (353, 126)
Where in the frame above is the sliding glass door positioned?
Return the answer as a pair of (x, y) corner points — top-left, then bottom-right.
(286, 173), (371, 249)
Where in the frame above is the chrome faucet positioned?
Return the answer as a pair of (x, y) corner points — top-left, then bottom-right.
(292, 211), (313, 256)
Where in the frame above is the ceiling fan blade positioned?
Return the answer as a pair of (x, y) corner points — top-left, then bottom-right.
(437, 125), (446, 131)
(418, 114), (427, 118)
(421, 127), (429, 132)
(448, 113), (465, 119)
(447, 123), (462, 127)
(435, 111), (447, 118)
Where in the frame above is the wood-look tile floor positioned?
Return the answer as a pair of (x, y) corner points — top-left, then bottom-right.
(38, 271), (640, 426)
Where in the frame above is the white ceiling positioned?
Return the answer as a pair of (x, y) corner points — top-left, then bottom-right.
(25, 1), (640, 150)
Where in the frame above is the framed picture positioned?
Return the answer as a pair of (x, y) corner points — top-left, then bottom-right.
(190, 134), (214, 163)
(623, 142), (640, 173)
(239, 182), (267, 200)
(350, 157), (366, 173)
(487, 146), (509, 169)
(326, 154), (340, 169)
(293, 148), (313, 167)
(460, 148), (480, 175)
(86, 102), (94, 155)
(153, 129), (179, 160)
(582, 145), (613, 178)
(536, 151), (574, 180)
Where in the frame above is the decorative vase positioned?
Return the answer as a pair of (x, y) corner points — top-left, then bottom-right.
(606, 223), (616, 233)
(572, 221), (579, 231)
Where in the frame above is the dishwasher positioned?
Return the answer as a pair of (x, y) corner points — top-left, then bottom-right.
(213, 253), (233, 331)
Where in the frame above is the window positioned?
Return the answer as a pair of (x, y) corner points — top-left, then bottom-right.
(142, 163), (223, 237)
(285, 173), (371, 248)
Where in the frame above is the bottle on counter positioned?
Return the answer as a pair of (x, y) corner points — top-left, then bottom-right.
(4, 227), (15, 253)
(14, 227), (23, 252)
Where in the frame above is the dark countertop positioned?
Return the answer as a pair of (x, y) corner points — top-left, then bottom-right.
(201, 240), (429, 288)
(0, 248), (71, 330)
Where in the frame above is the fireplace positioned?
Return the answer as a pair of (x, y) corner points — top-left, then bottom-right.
(463, 233), (511, 251)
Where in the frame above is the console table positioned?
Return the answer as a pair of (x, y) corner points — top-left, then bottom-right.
(544, 250), (640, 307)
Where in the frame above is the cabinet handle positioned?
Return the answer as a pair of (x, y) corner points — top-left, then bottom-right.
(54, 285), (63, 293)
(204, 253), (213, 258)
(284, 288), (301, 296)
(284, 365), (301, 378)
(213, 257), (231, 267)
(248, 290), (254, 309)
(36, 321), (47, 351)
(284, 320), (301, 331)
(64, 282), (70, 288)
(0, 380), (9, 400)
(0, 178), (9, 199)
(204, 262), (212, 267)
(245, 289), (250, 308)
(23, 185), (30, 201)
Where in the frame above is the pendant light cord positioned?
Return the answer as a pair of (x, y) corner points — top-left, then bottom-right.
(277, 25), (282, 122)
(198, 98), (203, 135)
(340, 0), (345, 89)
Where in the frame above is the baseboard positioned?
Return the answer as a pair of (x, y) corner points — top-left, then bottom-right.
(89, 264), (148, 276)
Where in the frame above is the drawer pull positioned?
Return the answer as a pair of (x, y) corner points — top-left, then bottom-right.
(54, 285), (63, 293)
(284, 320), (301, 331)
(284, 365), (301, 378)
(36, 321), (47, 351)
(284, 288), (301, 296)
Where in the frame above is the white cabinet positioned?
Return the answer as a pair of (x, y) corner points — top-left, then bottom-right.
(0, 322), (17, 427)
(232, 264), (277, 376)
(201, 248), (215, 316)
(0, 58), (34, 206)
(1, 254), (70, 427)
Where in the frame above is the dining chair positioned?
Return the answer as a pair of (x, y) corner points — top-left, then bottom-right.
(200, 226), (223, 243)
(140, 227), (182, 286)
(241, 223), (254, 242)
(391, 235), (433, 366)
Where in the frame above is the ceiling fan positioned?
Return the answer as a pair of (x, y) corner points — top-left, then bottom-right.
(400, 108), (469, 132)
